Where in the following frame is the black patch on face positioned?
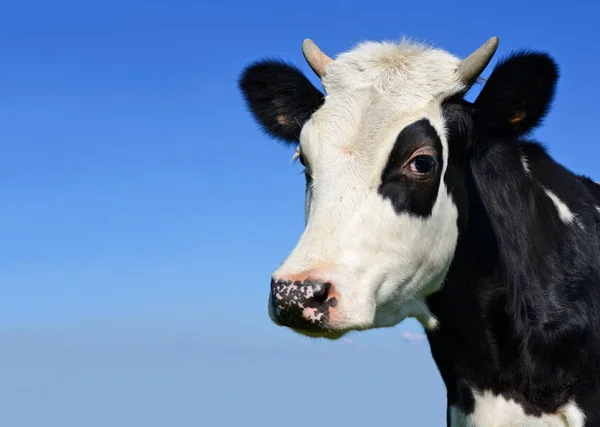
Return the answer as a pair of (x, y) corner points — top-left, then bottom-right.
(378, 118), (444, 217)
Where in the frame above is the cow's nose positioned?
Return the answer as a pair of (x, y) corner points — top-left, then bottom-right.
(270, 277), (337, 329)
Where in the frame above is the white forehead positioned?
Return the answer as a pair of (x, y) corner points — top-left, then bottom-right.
(321, 39), (466, 106)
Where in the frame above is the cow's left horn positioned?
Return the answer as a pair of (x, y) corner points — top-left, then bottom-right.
(458, 37), (499, 86)
(302, 39), (333, 78)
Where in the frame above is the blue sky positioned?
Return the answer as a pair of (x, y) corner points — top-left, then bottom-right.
(1, 1), (599, 426)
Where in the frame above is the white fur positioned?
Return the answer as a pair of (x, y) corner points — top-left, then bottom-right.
(321, 38), (467, 105)
(450, 391), (585, 427)
(271, 40), (465, 334)
(522, 155), (531, 176)
(545, 189), (575, 224)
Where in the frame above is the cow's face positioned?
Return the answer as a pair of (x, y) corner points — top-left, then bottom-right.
(239, 38), (498, 338)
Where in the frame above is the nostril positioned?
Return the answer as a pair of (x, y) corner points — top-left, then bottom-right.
(306, 282), (330, 308)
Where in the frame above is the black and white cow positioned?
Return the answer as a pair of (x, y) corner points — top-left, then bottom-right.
(238, 36), (600, 426)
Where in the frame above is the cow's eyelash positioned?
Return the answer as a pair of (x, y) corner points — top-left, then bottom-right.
(290, 149), (307, 175)
(291, 147), (301, 163)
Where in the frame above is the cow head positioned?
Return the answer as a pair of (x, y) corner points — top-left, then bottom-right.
(238, 37), (558, 339)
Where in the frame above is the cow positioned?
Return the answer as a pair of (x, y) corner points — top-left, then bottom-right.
(238, 35), (600, 426)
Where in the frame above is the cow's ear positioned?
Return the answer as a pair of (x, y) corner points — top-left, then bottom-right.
(474, 51), (558, 138)
(238, 59), (325, 145)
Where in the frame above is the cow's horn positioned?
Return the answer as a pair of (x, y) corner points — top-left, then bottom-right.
(302, 39), (333, 78)
(458, 37), (499, 86)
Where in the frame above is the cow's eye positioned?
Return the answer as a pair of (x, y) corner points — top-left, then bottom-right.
(409, 156), (436, 175)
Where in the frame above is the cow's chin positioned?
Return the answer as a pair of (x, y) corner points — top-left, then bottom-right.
(267, 304), (355, 340)
(290, 328), (349, 340)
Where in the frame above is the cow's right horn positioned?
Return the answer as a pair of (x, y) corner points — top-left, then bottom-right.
(458, 37), (499, 87)
(302, 39), (333, 78)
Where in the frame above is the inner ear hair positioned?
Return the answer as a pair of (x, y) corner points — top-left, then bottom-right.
(508, 109), (527, 125)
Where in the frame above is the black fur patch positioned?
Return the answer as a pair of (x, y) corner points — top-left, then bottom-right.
(378, 119), (444, 217)
(238, 60), (324, 144)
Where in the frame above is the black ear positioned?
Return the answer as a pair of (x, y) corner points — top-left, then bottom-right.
(474, 51), (559, 138)
(238, 59), (325, 144)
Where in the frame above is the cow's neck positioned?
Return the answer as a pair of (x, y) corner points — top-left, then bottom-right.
(422, 154), (597, 416)
(424, 191), (504, 411)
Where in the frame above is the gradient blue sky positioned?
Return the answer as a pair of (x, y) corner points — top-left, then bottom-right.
(1, 1), (599, 426)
